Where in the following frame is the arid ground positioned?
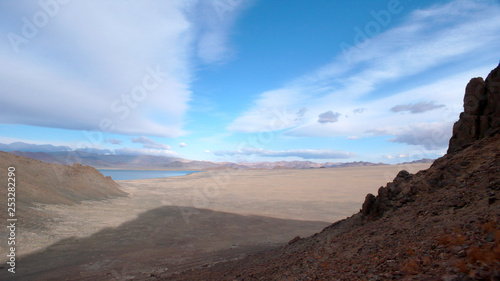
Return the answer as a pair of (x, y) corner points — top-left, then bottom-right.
(2, 163), (430, 280)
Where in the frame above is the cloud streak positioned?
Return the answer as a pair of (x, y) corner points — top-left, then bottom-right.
(0, 1), (248, 138)
(114, 148), (179, 157)
(391, 101), (445, 114)
(131, 136), (171, 150)
(106, 138), (122, 145)
(367, 122), (452, 150)
(214, 148), (356, 159)
(226, 0), (500, 151)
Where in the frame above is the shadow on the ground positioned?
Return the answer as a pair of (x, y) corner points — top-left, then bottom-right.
(2, 205), (330, 280)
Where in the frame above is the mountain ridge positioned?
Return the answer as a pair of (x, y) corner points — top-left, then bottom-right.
(7, 150), (413, 170)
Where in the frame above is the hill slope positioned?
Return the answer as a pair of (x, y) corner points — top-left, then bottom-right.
(0, 151), (127, 206)
(166, 64), (500, 280)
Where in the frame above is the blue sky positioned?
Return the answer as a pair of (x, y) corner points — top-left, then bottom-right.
(1, 0), (499, 164)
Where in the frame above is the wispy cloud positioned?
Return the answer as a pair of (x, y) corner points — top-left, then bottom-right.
(189, 0), (255, 64)
(114, 148), (179, 157)
(214, 148), (356, 159)
(226, 0), (500, 151)
(131, 136), (171, 150)
(75, 147), (113, 154)
(353, 108), (367, 114)
(226, 89), (305, 133)
(388, 123), (452, 150)
(366, 122), (452, 150)
(0, 1), (247, 138)
(391, 101), (445, 114)
(0, 140), (179, 157)
(106, 138), (122, 145)
(383, 154), (409, 160)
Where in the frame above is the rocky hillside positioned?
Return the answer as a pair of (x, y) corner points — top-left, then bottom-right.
(165, 64), (500, 280)
(0, 151), (127, 206)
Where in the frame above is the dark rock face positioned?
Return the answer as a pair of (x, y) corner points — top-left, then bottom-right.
(362, 63), (500, 220)
(448, 63), (500, 153)
(361, 170), (412, 218)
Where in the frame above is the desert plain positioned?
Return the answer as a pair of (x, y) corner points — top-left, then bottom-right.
(1, 163), (431, 280)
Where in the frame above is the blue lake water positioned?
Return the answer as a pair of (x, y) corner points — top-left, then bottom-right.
(98, 169), (201, 181)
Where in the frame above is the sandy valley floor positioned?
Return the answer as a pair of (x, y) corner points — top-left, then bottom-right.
(3, 163), (430, 280)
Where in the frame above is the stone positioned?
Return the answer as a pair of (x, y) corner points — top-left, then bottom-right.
(361, 193), (376, 216)
(288, 236), (302, 245)
(448, 63), (500, 153)
(464, 77), (486, 115)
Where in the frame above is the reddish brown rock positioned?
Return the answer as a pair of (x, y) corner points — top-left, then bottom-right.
(448, 63), (500, 153)
(464, 77), (486, 115)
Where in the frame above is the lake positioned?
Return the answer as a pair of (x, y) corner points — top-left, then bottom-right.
(98, 169), (201, 181)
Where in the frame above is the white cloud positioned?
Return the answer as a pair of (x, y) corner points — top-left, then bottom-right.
(367, 122), (453, 150)
(282, 66), (490, 140)
(318, 111), (341, 124)
(179, 142), (187, 148)
(106, 138), (122, 145)
(227, 89), (305, 132)
(114, 148), (179, 157)
(131, 136), (171, 150)
(353, 108), (367, 114)
(226, 0), (500, 145)
(189, 0), (255, 64)
(0, 1), (247, 137)
(0, 140), (179, 157)
(214, 148), (356, 159)
(383, 154), (409, 160)
(391, 101), (445, 114)
(75, 147), (114, 154)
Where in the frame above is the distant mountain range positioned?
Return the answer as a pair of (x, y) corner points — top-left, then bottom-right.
(4, 151), (429, 170)
(236, 160), (388, 169)
(400, 158), (435, 165)
(9, 151), (182, 168)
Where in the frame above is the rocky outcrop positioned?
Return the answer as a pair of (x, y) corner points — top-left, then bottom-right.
(448, 63), (500, 153)
(360, 170), (412, 219)
(361, 64), (500, 220)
